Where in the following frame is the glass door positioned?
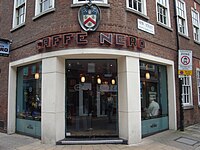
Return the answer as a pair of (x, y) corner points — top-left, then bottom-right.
(66, 59), (118, 137)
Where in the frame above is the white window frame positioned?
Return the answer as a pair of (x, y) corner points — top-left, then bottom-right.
(176, 0), (188, 36)
(12, 0), (27, 28)
(35, 0), (55, 16)
(197, 69), (200, 106)
(73, 0), (108, 4)
(191, 8), (200, 42)
(126, 0), (147, 16)
(181, 76), (193, 106)
(156, 0), (171, 27)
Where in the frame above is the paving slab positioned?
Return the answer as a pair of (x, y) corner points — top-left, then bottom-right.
(1, 124), (200, 150)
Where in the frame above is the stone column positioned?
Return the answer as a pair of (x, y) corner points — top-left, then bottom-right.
(118, 56), (141, 145)
(42, 57), (65, 144)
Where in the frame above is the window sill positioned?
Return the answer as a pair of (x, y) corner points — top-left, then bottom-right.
(179, 33), (190, 40)
(157, 22), (173, 32)
(32, 8), (56, 21)
(183, 105), (194, 110)
(10, 23), (25, 32)
(194, 40), (200, 45)
(126, 8), (149, 20)
(71, 3), (110, 8)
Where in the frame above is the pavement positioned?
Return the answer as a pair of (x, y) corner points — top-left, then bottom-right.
(1, 124), (200, 150)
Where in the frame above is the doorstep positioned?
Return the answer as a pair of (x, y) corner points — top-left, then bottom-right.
(57, 137), (127, 145)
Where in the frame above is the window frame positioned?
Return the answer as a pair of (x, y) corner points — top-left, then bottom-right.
(191, 8), (200, 42)
(176, 0), (188, 36)
(126, 0), (147, 16)
(73, 0), (108, 4)
(156, 0), (171, 27)
(181, 76), (193, 107)
(35, 0), (55, 16)
(12, 0), (27, 28)
(197, 69), (200, 106)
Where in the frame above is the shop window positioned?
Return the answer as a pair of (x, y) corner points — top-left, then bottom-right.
(140, 62), (168, 120)
(156, 0), (171, 27)
(66, 59), (118, 137)
(127, 0), (147, 16)
(176, 0), (188, 36)
(191, 9), (200, 42)
(73, 0), (108, 4)
(35, 0), (55, 16)
(16, 62), (42, 137)
(12, 0), (26, 28)
(181, 76), (193, 106)
(140, 61), (168, 136)
(197, 69), (200, 106)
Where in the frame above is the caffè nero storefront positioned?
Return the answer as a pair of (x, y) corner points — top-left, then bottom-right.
(7, 43), (177, 145)
(7, 3), (176, 144)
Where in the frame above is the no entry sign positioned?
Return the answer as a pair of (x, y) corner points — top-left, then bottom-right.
(178, 50), (192, 76)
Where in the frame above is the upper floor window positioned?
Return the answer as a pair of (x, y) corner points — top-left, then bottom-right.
(176, 0), (188, 36)
(197, 69), (200, 106)
(156, 0), (171, 27)
(192, 9), (200, 42)
(73, 0), (108, 4)
(127, 0), (147, 15)
(181, 76), (193, 106)
(35, 0), (55, 16)
(12, 0), (26, 28)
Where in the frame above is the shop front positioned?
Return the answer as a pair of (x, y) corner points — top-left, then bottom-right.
(7, 49), (177, 145)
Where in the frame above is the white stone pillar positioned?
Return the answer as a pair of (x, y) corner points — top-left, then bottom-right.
(167, 64), (177, 130)
(7, 66), (17, 134)
(118, 56), (141, 145)
(42, 57), (65, 144)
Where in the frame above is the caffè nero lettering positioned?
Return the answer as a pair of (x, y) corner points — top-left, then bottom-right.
(36, 32), (145, 51)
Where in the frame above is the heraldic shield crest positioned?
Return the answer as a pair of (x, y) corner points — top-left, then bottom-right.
(78, 0), (101, 32)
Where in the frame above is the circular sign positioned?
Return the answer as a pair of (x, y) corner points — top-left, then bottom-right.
(181, 56), (190, 65)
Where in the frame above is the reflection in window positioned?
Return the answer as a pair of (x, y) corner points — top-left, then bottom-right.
(16, 62), (42, 121)
(140, 61), (168, 120)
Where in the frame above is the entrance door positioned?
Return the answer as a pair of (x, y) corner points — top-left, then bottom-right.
(66, 59), (118, 137)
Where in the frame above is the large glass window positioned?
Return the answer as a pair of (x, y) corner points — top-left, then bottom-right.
(16, 62), (42, 137)
(140, 61), (168, 136)
(66, 59), (118, 137)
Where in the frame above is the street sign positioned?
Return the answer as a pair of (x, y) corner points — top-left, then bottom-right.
(0, 39), (10, 57)
(178, 50), (192, 76)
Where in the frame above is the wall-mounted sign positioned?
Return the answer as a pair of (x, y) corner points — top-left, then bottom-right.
(138, 19), (155, 35)
(178, 50), (192, 76)
(36, 32), (145, 52)
(78, 1), (101, 32)
(0, 39), (10, 57)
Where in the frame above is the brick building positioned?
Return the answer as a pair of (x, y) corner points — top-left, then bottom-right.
(0, 0), (200, 145)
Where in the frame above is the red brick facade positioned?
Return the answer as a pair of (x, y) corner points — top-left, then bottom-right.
(0, 0), (200, 133)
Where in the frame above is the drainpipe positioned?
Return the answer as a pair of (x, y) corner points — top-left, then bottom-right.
(174, 0), (184, 131)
